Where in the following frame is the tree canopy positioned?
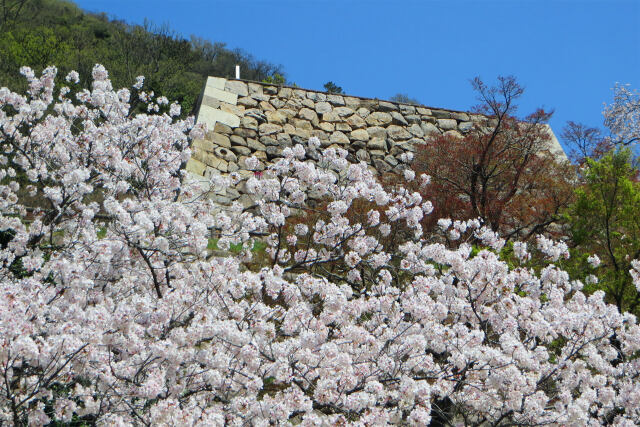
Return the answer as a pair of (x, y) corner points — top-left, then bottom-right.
(0, 0), (285, 115)
(1, 64), (640, 426)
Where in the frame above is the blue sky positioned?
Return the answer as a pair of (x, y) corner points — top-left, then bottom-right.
(75, 0), (639, 146)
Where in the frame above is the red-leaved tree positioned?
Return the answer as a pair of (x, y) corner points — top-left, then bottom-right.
(411, 76), (574, 241)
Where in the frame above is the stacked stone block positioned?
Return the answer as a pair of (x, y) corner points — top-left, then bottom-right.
(186, 77), (484, 205)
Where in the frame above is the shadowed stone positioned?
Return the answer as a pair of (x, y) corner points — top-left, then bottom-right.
(368, 137), (387, 151)
(437, 119), (457, 130)
(365, 112), (392, 126)
(315, 102), (332, 114)
(330, 131), (350, 145)
(350, 129), (369, 141)
(225, 81), (248, 96)
(347, 114), (367, 129)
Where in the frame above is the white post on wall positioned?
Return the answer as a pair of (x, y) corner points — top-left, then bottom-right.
(235, 65), (240, 80)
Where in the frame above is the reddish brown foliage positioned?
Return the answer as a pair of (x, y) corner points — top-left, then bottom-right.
(410, 76), (575, 241)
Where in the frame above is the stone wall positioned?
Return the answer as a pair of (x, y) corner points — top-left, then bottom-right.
(185, 76), (563, 206)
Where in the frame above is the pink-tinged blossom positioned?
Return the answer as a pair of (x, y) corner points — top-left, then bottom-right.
(1, 65), (639, 426)
(133, 75), (145, 90)
(513, 241), (531, 261)
(588, 254), (601, 268)
(632, 260), (640, 292)
(437, 218), (452, 231)
(536, 234), (570, 261)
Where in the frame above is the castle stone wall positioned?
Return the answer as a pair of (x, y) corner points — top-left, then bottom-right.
(185, 77), (555, 206)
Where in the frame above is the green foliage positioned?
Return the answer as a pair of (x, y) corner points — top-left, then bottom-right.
(323, 81), (344, 94)
(208, 237), (267, 254)
(565, 149), (640, 313)
(389, 93), (421, 105)
(262, 73), (286, 85)
(0, 0), (285, 115)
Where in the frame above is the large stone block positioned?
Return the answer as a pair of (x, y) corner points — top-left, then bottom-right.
(334, 106), (355, 117)
(330, 131), (350, 145)
(266, 110), (286, 125)
(230, 135), (247, 146)
(234, 128), (258, 138)
(220, 103), (244, 116)
(322, 111), (341, 123)
(259, 101), (276, 112)
(186, 158), (207, 176)
(278, 87), (293, 98)
(198, 104), (240, 129)
(292, 119), (313, 130)
(277, 133), (292, 146)
(258, 123), (283, 135)
(237, 96), (258, 107)
(451, 112), (470, 121)
(399, 104), (416, 114)
(224, 80), (249, 97)
(214, 146), (237, 163)
(367, 137), (387, 151)
(307, 92), (327, 102)
(350, 129), (369, 141)
(206, 76), (226, 91)
(365, 112), (392, 126)
(240, 116), (258, 130)
(357, 107), (371, 118)
(201, 96), (222, 109)
(459, 121), (474, 133)
(211, 133), (231, 148)
(248, 83), (263, 95)
(367, 126), (387, 139)
(408, 124), (424, 138)
(327, 94), (345, 106)
(284, 98), (302, 109)
(230, 145), (252, 156)
(373, 158), (392, 173)
(437, 119), (457, 130)
(386, 125), (411, 140)
(346, 114), (367, 129)
(299, 108), (319, 124)
(405, 114), (422, 124)
(214, 122), (233, 134)
(432, 110), (451, 119)
(271, 98), (286, 109)
(390, 111), (408, 126)
(421, 122), (441, 136)
(344, 97), (361, 109)
(315, 102), (332, 114)
(378, 101), (398, 112)
(247, 138), (266, 151)
(192, 138), (215, 153)
(319, 122), (335, 132)
(204, 86), (238, 105)
(336, 123), (352, 132)
(278, 108), (297, 120)
(245, 110), (267, 123)
(301, 98), (315, 109)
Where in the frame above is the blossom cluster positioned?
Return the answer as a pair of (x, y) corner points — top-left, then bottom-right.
(604, 83), (640, 146)
(1, 66), (640, 426)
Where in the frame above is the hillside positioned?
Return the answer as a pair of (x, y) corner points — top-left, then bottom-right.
(0, 0), (285, 114)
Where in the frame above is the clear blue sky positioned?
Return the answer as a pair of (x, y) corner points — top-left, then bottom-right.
(75, 0), (639, 146)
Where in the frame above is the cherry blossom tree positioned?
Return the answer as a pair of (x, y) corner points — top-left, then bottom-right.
(604, 83), (640, 147)
(1, 66), (640, 426)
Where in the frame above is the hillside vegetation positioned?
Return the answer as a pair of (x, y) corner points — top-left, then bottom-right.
(0, 0), (285, 114)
